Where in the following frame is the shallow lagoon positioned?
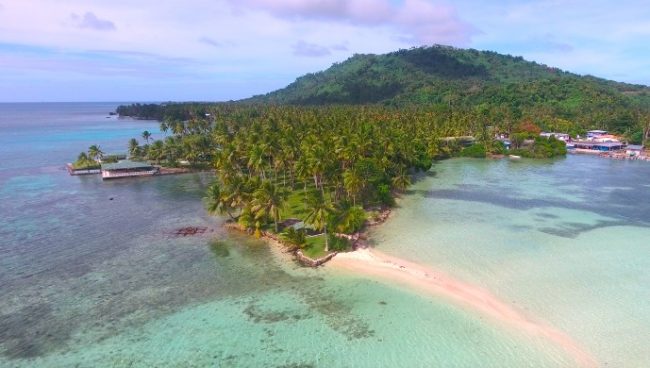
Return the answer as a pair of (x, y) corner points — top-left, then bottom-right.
(373, 156), (650, 367)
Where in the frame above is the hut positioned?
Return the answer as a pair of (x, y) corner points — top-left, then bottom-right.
(626, 145), (644, 157)
(101, 160), (158, 180)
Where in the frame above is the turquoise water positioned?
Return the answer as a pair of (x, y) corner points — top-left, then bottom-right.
(1, 103), (635, 367)
(373, 157), (650, 367)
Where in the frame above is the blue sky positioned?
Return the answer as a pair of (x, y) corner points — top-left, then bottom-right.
(0, 0), (649, 102)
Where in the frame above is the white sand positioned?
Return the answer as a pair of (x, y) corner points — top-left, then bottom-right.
(329, 248), (598, 368)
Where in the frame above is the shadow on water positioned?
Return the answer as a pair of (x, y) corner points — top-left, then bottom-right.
(537, 220), (626, 238)
(208, 239), (231, 258)
(423, 186), (649, 237)
(0, 303), (77, 359)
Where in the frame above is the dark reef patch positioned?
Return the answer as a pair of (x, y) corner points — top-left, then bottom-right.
(0, 303), (77, 359)
(243, 304), (310, 324)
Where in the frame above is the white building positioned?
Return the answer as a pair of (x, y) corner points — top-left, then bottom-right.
(540, 132), (570, 141)
(586, 130), (608, 139)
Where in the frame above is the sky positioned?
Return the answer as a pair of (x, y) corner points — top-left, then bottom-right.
(0, 0), (649, 102)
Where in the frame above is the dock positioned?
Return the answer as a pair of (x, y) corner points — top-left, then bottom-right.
(66, 163), (100, 176)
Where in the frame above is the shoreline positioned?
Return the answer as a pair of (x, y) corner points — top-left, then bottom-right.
(328, 247), (598, 368)
(223, 206), (393, 267)
(218, 184), (597, 366)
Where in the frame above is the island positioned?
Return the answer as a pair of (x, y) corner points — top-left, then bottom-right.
(108, 45), (649, 265)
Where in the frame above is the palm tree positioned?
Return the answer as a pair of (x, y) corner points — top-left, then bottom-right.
(160, 120), (169, 136)
(205, 182), (223, 215)
(247, 145), (267, 179)
(77, 152), (89, 162)
(128, 138), (140, 159)
(391, 167), (411, 192)
(251, 180), (287, 232)
(303, 190), (334, 252)
(142, 130), (152, 144)
(204, 182), (240, 220)
(171, 120), (185, 136)
(343, 168), (363, 205)
(149, 140), (164, 163)
(332, 201), (366, 234)
(88, 145), (104, 161)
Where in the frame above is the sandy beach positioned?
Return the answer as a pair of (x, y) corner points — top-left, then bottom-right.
(329, 248), (598, 368)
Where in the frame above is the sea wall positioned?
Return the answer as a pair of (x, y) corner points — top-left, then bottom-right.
(295, 250), (337, 267)
(223, 222), (337, 267)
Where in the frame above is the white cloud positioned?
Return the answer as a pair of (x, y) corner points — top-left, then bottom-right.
(70, 11), (116, 31)
(0, 0), (647, 101)
(231, 0), (476, 45)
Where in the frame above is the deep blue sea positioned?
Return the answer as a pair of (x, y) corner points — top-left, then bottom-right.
(1, 103), (648, 367)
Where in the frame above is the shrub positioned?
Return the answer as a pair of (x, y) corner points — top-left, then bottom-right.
(490, 140), (507, 155)
(377, 184), (394, 206)
(72, 152), (100, 170)
(459, 143), (487, 158)
(328, 234), (351, 252)
(282, 227), (306, 247)
(511, 137), (566, 158)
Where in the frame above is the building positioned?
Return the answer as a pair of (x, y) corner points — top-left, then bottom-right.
(592, 134), (621, 143)
(626, 145), (644, 157)
(587, 130), (608, 139)
(101, 160), (158, 180)
(540, 132), (570, 141)
(572, 141), (624, 152)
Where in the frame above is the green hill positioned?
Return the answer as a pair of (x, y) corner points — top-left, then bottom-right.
(247, 45), (650, 135)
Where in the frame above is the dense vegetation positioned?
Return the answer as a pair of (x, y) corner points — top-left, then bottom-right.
(202, 106), (438, 253)
(126, 120), (214, 167)
(122, 104), (524, 254)
(117, 103), (213, 122)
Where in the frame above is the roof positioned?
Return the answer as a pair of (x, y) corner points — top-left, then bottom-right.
(101, 160), (153, 171)
(587, 130), (608, 134)
(627, 145), (644, 150)
(574, 141), (624, 148)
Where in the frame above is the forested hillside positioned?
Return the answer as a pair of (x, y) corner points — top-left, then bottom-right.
(118, 45), (650, 141)
(247, 45), (650, 137)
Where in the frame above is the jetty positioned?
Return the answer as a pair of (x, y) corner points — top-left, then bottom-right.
(66, 163), (100, 176)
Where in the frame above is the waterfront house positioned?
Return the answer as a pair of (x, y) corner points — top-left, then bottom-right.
(592, 134), (622, 143)
(101, 160), (158, 180)
(626, 145), (644, 157)
(573, 141), (624, 152)
(587, 130), (608, 139)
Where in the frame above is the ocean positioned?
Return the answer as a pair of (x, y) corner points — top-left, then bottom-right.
(0, 103), (646, 367)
